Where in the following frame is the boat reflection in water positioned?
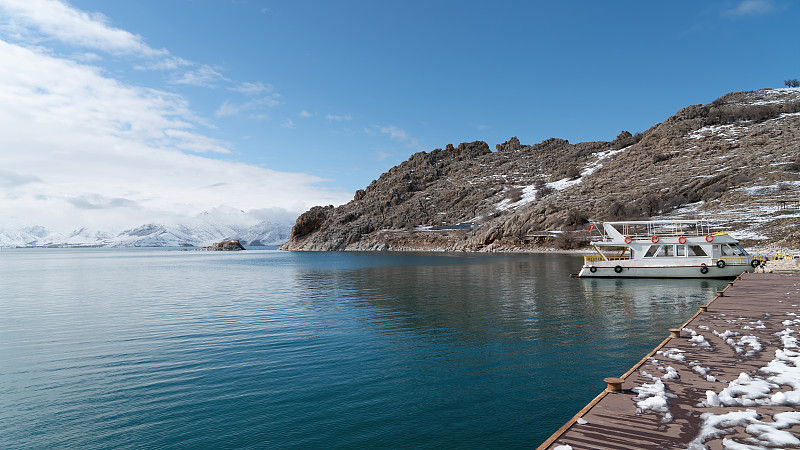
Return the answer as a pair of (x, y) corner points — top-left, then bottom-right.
(578, 276), (729, 334)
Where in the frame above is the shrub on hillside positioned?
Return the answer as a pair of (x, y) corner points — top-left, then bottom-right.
(652, 153), (671, 163)
(706, 101), (800, 125)
(704, 181), (728, 199)
(730, 173), (751, 185)
(536, 185), (554, 199)
(553, 232), (582, 250)
(565, 165), (581, 179)
(562, 208), (588, 230)
(505, 186), (523, 203)
(606, 198), (627, 220)
(640, 194), (662, 217)
(785, 158), (800, 171)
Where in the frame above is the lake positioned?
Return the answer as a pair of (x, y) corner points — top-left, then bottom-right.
(0, 248), (728, 448)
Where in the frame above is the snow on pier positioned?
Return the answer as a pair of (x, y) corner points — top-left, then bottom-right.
(541, 272), (800, 449)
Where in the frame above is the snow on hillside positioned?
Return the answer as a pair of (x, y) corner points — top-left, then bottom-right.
(495, 145), (631, 213)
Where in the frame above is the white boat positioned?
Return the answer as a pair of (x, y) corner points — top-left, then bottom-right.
(576, 220), (764, 278)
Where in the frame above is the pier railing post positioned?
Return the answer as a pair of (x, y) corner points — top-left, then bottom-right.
(604, 377), (624, 393)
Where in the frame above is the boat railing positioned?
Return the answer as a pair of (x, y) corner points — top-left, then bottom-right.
(584, 254), (792, 265)
(714, 256), (755, 266)
(712, 254), (792, 266)
(584, 255), (633, 263)
(753, 254), (794, 262)
(596, 228), (733, 242)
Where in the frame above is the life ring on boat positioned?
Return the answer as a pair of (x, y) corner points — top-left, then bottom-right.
(624, 236), (632, 244)
(678, 236), (686, 244)
(651, 235), (659, 243)
(716, 259), (726, 268)
(614, 265), (623, 274)
(590, 266), (597, 273)
(750, 259), (760, 268)
(705, 234), (714, 242)
(700, 264), (709, 274)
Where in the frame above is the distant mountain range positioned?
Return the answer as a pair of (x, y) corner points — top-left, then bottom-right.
(0, 209), (294, 248)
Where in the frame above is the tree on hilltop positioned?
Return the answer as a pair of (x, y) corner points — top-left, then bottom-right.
(785, 79), (800, 88)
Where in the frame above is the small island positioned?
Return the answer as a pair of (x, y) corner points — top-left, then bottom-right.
(198, 240), (246, 251)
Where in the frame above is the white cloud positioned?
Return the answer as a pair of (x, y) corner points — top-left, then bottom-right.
(299, 110), (313, 118)
(75, 51), (101, 62)
(0, 0), (166, 57)
(370, 124), (422, 148)
(281, 118), (295, 128)
(214, 94), (281, 118)
(326, 113), (353, 121)
(724, 0), (775, 16)
(215, 100), (241, 118)
(257, 94), (282, 108)
(0, 39), (350, 230)
(173, 64), (227, 87)
(376, 125), (408, 140)
(161, 129), (230, 154)
(376, 150), (393, 161)
(135, 56), (191, 71)
(230, 81), (273, 95)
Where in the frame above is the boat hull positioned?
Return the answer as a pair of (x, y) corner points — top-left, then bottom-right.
(577, 262), (754, 279)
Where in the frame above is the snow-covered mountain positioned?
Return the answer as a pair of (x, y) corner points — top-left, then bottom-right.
(0, 208), (295, 248)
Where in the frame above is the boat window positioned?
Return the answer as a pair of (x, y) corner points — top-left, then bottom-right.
(722, 244), (746, 256)
(644, 245), (659, 257)
(657, 245), (674, 257)
(712, 244), (721, 258)
(687, 245), (707, 257)
(677, 245), (686, 257)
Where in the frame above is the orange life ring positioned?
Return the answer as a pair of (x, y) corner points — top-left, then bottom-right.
(705, 234), (713, 243)
(678, 236), (686, 244)
(651, 235), (659, 243)
(624, 236), (632, 244)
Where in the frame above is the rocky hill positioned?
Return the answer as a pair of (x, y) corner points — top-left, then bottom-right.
(280, 88), (800, 253)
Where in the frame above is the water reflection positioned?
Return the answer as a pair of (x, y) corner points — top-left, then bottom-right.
(287, 252), (730, 444)
(292, 253), (727, 346)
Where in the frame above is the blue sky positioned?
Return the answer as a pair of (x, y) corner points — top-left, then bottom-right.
(0, 0), (798, 230)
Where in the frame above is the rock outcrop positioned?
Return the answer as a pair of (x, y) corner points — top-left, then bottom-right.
(200, 240), (246, 251)
(281, 88), (800, 252)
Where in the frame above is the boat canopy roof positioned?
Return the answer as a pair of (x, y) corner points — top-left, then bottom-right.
(589, 219), (735, 243)
(602, 220), (710, 226)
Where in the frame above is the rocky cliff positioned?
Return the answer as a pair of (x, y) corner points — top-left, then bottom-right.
(281, 88), (800, 252)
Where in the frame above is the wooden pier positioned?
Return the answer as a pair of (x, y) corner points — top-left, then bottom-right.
(540, 272), (800, 449)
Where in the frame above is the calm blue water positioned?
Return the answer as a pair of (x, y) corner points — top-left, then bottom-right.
(0, 248), (728, 448)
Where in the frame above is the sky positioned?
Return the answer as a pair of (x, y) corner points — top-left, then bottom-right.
(0, 0), (798, 231)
